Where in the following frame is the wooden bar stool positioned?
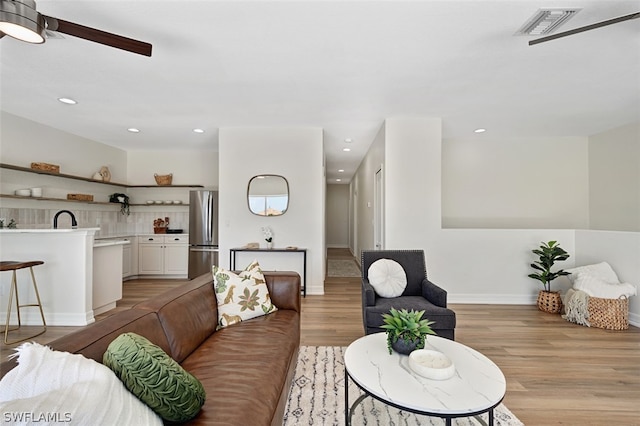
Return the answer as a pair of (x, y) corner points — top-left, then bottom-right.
(1, 261), (47, 344)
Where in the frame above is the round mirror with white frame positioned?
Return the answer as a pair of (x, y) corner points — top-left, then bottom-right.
(247, 174), (289, 216)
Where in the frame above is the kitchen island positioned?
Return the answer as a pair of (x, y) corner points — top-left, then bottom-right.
(0, 228), (124, 326)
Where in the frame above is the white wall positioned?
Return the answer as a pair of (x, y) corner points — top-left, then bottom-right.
(1, 112), (128, 180)
(589, 122), (640, 231)
(352, 122), (385, 258)
(127, 150), (219, 188)
(353, 117), (639, 324)
(385, 117), (442, 247)
(380, 118), (577, 302)
(442, 136), (590, 229)
(326, 184), (350, 248)
(218, 127), (325, 294)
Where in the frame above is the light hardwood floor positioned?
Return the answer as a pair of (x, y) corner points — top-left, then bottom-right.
(2, 248), (639, 425)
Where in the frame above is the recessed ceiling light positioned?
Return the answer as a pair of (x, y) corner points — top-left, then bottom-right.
(127, 128), (140, 133)
(336, 179), (342, 182)
(338, 169), (344, 173)
(342, 148), (351, 152)
(58, 97), (77, 105)
(344, 138), (353, 143)
(193, 128), (205, 133)
(474, 128), (486, 133)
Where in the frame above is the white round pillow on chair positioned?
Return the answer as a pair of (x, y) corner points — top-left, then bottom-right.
(367, 259), (407, 298)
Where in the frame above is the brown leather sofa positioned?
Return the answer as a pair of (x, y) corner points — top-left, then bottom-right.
(0, 271), (301, 425)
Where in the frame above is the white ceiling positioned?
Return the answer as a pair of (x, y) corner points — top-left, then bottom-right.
(1, 0), (639, 183)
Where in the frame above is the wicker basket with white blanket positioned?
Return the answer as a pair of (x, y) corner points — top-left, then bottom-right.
(562, 262), (636, 330)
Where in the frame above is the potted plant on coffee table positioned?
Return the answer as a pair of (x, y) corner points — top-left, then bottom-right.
(528, 240), (570, 314)
(380, 308), (436, 355)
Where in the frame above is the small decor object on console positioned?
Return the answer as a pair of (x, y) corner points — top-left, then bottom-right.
(527, 240), (570, 313)
(262, 226), (274, 249)
(154, 173), (173, 186)
(380, 308), (436, 355)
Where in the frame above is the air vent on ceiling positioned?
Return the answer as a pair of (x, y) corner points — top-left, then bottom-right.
(516, 8), (581, 36)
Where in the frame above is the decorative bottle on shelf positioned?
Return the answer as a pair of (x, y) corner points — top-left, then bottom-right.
(267, 241), (273, 249)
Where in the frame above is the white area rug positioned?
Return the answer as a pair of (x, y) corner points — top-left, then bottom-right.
(284, 346), (524, 426)
(327, 259), (361, 278)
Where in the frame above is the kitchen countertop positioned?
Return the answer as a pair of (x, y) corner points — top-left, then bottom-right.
(95, 232), (188, 240)
(0, 228), (100, 233)
(93, 240), (131, 248)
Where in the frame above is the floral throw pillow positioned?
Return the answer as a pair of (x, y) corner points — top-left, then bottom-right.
(212, 260), (278, 328)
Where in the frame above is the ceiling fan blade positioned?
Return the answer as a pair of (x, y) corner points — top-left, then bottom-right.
(529, 11), (640, 46)
(44, 15), (152, 56)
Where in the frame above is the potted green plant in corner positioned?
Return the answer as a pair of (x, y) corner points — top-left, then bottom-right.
(528, 240), (570, 314)
(380, 308), (436, 355)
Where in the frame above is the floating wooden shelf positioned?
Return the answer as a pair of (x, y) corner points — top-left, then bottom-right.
(0, 163), (204, 188)
(0, 163), (128, 187)
(0, 163), (204, 207)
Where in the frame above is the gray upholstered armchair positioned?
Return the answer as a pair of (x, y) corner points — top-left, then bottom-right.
(361, 250), (456, 340)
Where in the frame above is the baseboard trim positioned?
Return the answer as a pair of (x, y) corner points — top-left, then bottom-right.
(449, 294), (537, 305)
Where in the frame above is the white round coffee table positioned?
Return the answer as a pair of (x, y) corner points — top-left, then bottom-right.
(344, 333), (506, 426)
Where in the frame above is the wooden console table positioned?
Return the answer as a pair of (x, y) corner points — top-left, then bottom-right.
(229, 247), (307, 297)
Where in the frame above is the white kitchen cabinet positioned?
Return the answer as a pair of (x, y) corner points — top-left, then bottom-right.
(138, 235), (188, 276)
(122, 243), (132, 277)
(93, 242), (124, 315)
(122, 236), (137, 279)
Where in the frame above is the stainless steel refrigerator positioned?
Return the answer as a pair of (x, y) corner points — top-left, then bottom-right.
(188, 190), (219, 279)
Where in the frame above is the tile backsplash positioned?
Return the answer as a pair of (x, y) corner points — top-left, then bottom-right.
(0, 206), (189, 237)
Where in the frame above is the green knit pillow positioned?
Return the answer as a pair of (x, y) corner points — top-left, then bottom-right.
(103, 332), (206, 422)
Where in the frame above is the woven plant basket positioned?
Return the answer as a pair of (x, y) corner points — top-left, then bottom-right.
(537, 290), (563, 314)
(154, 173), (173, 186)
(588, 296), (629, 330)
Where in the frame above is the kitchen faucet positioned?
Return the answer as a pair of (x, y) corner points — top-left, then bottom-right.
(53, 210), (78, 229)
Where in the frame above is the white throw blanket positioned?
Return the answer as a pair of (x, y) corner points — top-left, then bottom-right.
(572, 272), (637, 299)
(0, 342), (161, 426)
(562, 288), (591, 327)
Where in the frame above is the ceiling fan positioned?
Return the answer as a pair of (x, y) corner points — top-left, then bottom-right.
(0, 0), (152, 56)
(529, 11), (640, 46)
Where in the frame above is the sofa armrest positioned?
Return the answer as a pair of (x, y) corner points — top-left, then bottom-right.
(265, 271), (301, 312)
(362, 279), (377, 306)
(421, 278), (447, 308)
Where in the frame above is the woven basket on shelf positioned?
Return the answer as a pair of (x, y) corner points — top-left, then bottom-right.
(588, 296), (629, 330)
(537, 290), (563, 314)
(154, 173), (173, 186)
(31, 162), (60, 173)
